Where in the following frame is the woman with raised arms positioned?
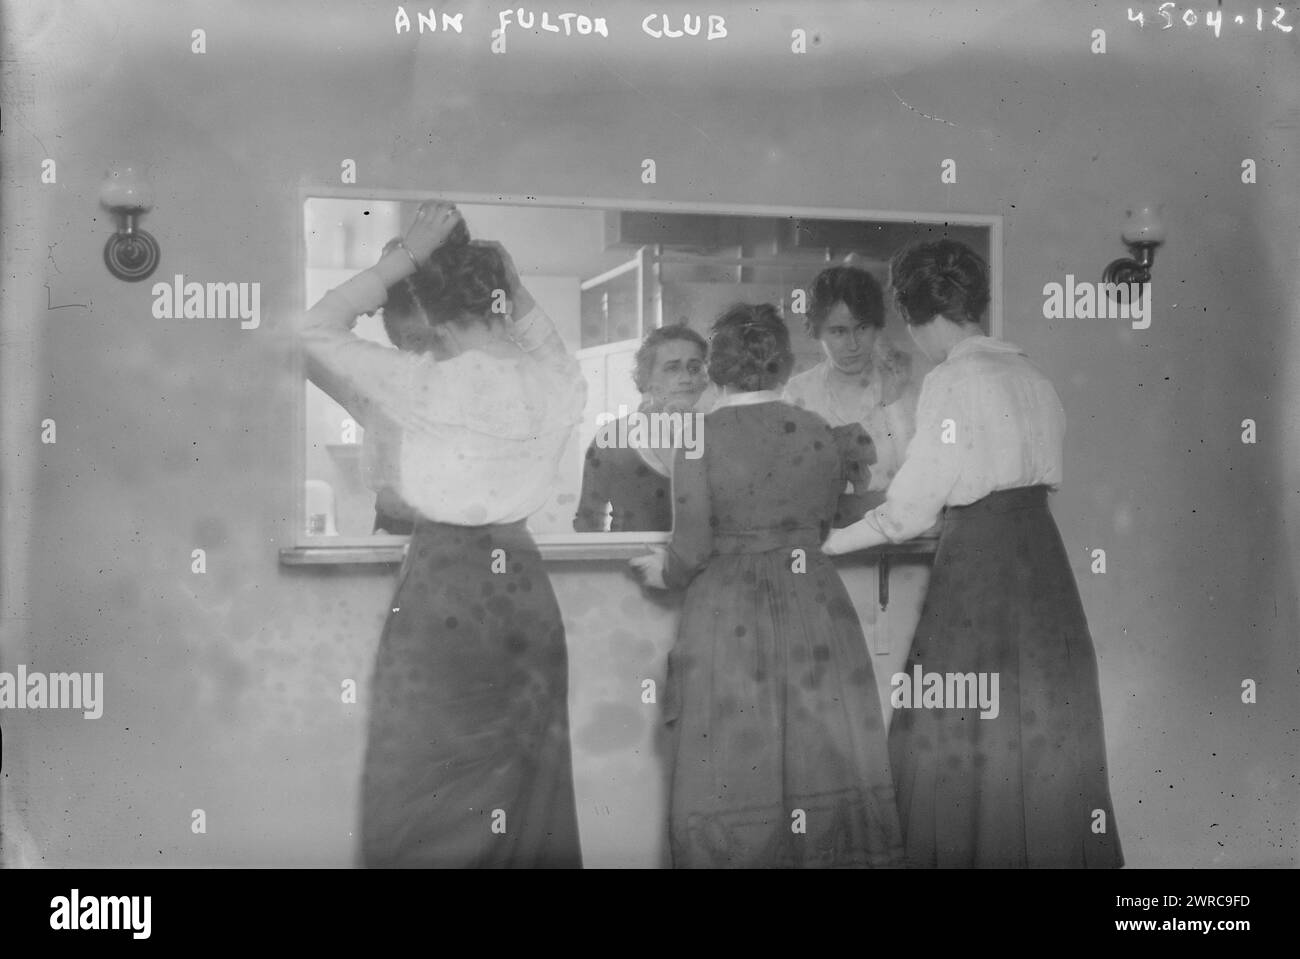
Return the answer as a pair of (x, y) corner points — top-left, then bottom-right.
(294, 202), (585, 868)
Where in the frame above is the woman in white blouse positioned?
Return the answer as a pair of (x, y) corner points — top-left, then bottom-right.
(824, 240), (1123, 869)
(295, 202), (586, 868)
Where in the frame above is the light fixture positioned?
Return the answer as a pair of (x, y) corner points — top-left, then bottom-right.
(1103, 203), (1165, 288)
(99, 164), (159, 282)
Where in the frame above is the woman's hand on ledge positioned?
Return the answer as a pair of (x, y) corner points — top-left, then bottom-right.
(629, 547), (668, 590)
(823, 516), (890, 555)
(821, 529), (850, 556)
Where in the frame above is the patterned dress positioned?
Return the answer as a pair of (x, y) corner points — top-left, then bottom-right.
(661, 393), (905, 868)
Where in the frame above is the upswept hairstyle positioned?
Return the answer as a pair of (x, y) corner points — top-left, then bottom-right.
(888, 239), (989, 327)
(632, 323), (708, 393)
(805, 266), (886, 338)
(707, 303), (795, 392)
(381, 221), (509, 352)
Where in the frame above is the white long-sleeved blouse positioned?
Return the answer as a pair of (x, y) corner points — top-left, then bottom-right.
(782, 355), (918, 492)
(296, 269), (586, 526)
(865, 335), (1065, 542)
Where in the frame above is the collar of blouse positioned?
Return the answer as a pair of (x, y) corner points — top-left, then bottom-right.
(820, 348), (914, 409)
(711, 389), (784, 410)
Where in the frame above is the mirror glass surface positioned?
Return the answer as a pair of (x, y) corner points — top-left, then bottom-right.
(298, 195), (995, 546)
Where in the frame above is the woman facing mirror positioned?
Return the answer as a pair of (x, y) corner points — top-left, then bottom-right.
(293, 201), (586, 868)
(823, 240), (1123, 869)
(630, 303), (905, 868)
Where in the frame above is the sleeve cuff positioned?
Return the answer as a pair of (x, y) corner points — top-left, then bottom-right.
(333, 269), (389, 316)
(865, 507), (904, 544)
(513, 304), (555, 352)
(662, 550), (693, 590)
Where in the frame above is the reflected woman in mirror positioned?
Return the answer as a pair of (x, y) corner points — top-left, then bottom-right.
(294, 202), (586, 868)
(783, 265), (919, 524)
(824, 240), (1123, 869)
(630, 304), (905, 868)
(573, 323), (709, 532)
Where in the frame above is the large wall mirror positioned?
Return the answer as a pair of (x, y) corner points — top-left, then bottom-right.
(287, 191), (1000, 562)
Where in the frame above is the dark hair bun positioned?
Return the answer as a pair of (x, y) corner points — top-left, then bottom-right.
(708, 303), (795, 392)
(444, 218), (472, 250)
(888, 239), (989, 327)
(411, 242), (509, 325)
(381, 221), (510, 349)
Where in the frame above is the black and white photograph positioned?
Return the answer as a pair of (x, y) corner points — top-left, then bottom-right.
(0, 0), (1296, 926)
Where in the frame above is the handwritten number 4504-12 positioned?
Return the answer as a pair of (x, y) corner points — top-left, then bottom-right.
(1128, 5), (1294, 34)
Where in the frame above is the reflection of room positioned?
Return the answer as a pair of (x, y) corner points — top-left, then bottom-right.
(301, 199), (990, 539)
(302, 198), (407, 541)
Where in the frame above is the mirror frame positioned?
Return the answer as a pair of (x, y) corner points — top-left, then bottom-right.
(280, 184), (1001, 565)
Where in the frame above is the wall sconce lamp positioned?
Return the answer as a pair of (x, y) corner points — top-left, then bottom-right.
(1103, 204), (1165, 288)
(99, 164), (160, 282)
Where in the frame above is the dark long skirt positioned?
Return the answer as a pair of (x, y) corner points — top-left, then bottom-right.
(888, 486), (1123, 868)
(663, 533), (905, 868)
(360, 519), (582, 868)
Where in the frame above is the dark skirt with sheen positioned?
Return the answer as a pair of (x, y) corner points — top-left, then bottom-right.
(888, 486), (1123, 868)
(663, 530), (906, 868)
(360, 519), (582, 868)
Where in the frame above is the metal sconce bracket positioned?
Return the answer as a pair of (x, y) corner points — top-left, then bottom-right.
(1103, 241), (1159, 288)
(104, 209), (160, 282)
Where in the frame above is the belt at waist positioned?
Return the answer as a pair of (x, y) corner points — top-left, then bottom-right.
(409, 517), (533, 547)
(711, 526), (823, 554)
(943, 485), (1049, 519)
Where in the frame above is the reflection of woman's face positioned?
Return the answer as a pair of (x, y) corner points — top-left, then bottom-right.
(645, 340), (708, 411)
(819, 302), (877, 375)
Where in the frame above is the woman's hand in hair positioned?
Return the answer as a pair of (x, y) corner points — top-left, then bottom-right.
(403, 201), (464, 262)
(471, 239), (536, 319)
(371, 204), (464, 290)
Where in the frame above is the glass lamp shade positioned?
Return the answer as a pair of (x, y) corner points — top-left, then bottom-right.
(1121, 204), (1166, 245)
(100, 165), (154, 211)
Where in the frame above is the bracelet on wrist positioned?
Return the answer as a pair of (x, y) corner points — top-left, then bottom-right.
(512, 312), (553, 352)
(512, 311), (539, 339)
(392, 240), (421, 272)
